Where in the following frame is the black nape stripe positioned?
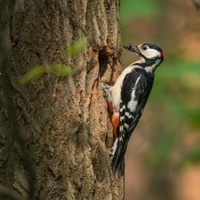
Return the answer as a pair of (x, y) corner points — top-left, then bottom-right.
(136, 57), (160, 68)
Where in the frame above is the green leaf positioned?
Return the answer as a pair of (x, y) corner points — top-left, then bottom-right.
(19, 65), (72, 85)
(20, 37), (88, 85)
(66, 37), (88, 57)
(51, 64), (73, 75)
(19, 66), (45, 85)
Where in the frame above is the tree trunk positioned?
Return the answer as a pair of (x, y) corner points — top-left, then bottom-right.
(0, 0), (123, 200)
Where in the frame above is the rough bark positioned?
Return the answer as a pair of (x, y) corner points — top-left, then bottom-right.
(0, 0), (123, 200)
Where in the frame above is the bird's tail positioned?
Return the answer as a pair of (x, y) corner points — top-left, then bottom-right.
(111, 138), (124, 176)
(111, 136), (130, 176)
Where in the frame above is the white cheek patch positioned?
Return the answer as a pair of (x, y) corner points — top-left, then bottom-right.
(143, 48), (160, 59)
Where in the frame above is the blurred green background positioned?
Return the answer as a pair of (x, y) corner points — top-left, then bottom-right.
(120, 1), (200, 200)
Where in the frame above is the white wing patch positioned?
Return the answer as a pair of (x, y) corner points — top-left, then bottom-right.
(127, 99), (138, 112)
(127, 76), (141, 112)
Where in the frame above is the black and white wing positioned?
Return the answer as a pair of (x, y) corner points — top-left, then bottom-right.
(111, 68), (154, 175)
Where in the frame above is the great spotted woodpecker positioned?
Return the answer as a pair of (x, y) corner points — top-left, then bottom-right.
(102, 43), (164, 176)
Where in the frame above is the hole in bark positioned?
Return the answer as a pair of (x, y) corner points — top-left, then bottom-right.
(98, 46), (109, 78)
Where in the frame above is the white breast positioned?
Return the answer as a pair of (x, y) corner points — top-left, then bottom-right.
(110, 64), (141, 112)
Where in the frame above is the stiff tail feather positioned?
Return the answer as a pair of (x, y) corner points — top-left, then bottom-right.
(111, 146), (124, 176)
(111, 137), (129, 176)
(111, 138), (126, 177)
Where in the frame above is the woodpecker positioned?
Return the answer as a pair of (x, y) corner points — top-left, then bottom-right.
(102, 43), (164, 176)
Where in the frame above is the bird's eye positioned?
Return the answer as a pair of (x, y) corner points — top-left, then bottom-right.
(142, 45), (148, 50)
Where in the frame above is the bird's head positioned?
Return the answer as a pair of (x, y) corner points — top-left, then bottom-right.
(124, 43), (164, 62)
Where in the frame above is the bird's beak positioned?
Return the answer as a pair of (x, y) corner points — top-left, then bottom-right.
(123, 44), (140, 55)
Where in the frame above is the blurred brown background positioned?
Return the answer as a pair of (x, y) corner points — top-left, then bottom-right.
(120, 1), (200, 200)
